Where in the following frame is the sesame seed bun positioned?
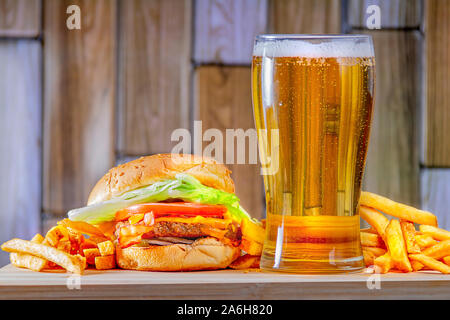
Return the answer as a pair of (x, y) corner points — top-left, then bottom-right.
(87, 154), (235, 205)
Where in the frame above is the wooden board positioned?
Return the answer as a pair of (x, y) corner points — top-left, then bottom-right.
(347, 0), (422, 29)
(421, 169), (450, 230)
(117, 0), (191, 155)
(43, 0), (116, 214)
(0, 0), (41, 37)
(422, 0), (450, 166)
(194, 66), (265, 219)
(1, 264), (449, 299)
(0, 40), (41, 267)
(194, 0), (267, 65)
(269, 0), (341, 34)
(361, 30), (422, 207)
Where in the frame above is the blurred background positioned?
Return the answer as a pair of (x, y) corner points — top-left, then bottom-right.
(0, 0), (449, 266)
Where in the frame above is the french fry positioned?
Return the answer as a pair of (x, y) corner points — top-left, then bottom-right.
(240, 237), (263, 256)
(385, 220), (412, 272)
(2, 238), (85, 274)
(76, 254), (87, 270)
(443, 256), (450, 266)
(10, 253), (48, 272)
(95, 255), (116, 270)
(97, 240), (115, 256)
(80, 238), (98, 252)
(44, 226), (69, 247)
(56, 240), (72, 253)
(363, 250), (377, 266)
(31, 234), (45, 244)
(95, 221), (117, 239)
(362, 246), (386, 257)
(250, 257), (260, 268)
(58, 219), (108, 239)
(360, 192), (438, 226)
(360, 232), (385, 248)
(409, 254), (450, 274)
(411, 260), (424, 272)
(360, 227), (378, 234)
(89, 236), (110, 244)
(66, 230), (84, 254)
(400, 220), (420, 254)
(10, 233), (49, 271)
(359, 206), (389, 239)
(415, 234), (438, 250)
(419, 225), (450, 241)
(83, 248), (101, 265)
(422, 240), (450, 260)
(374, 253), (392, 274)
(229, 254), (260, 270)
(241, 219), (265, 244)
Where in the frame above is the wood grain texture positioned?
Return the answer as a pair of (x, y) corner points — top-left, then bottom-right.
(269, 0), (341, 34)
(194, 0), (268, 64)
(1, 264), (450, 299)
(421, 169), (450, 230)
(362, 31), (422, 207)
(347, 0), (422, 29)
(422, 0), (450, 166)
(43, 0), (116, 214)
(0, 0), (41, 37)
(117, 0), (191, 155)
(0, 40), (41, 267)
(194, 66), (265, 219)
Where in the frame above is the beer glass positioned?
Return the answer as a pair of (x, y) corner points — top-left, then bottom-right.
(252, 35), (375, 273)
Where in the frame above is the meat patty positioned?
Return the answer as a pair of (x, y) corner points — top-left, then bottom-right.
(115, 220), (242, 244)
(144, 221), (204, 239)
(140, 221), (241, 243)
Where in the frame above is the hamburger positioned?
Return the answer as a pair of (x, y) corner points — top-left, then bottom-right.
(67, 153), (261, 271)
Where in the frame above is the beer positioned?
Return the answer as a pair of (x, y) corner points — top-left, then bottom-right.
(252, 35), (375, 273)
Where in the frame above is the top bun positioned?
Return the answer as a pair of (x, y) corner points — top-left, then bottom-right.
(87, 154), (234, 205)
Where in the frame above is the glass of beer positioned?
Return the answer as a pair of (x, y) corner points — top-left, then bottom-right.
(252, 35), (375, 273)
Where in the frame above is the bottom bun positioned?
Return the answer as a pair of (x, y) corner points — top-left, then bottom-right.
(116, 237), (241, 271)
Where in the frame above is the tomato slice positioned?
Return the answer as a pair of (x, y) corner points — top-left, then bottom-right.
(115, 203), (227, 222)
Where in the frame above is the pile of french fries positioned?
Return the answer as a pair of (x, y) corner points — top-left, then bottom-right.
(229, 218), (264, 269)
(3, 191), (449, 275)
(1, 216), (265, 273)
(360, 192), (450, 274)
(1, 219), (116, 274)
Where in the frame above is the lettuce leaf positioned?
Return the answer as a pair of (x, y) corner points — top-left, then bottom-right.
(68, 173), (254, 224)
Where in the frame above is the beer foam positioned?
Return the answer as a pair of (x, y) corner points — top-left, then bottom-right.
(253, 38), (374, 58)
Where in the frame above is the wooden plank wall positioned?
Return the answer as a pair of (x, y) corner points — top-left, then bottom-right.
(347, 1), (423, 208)
(117, 0), (191, 156)
(194, 67), (264, 219)
(43, 0), (116, 222)
(0, 0), (42, 266)
(269, 0), (341, 33)
(347, 0), (422, 29)
(193, 0), (268, 219)
(2, 0), (450, 267)
(423, 0), (450, 166)
(194, 0), (267, 64)
(0, 0), (41, 37)
(360, 30), (422, 207)
(421, 0), (450, 229)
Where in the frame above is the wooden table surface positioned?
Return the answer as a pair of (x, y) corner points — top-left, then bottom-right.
(0, 264), (449, 299)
